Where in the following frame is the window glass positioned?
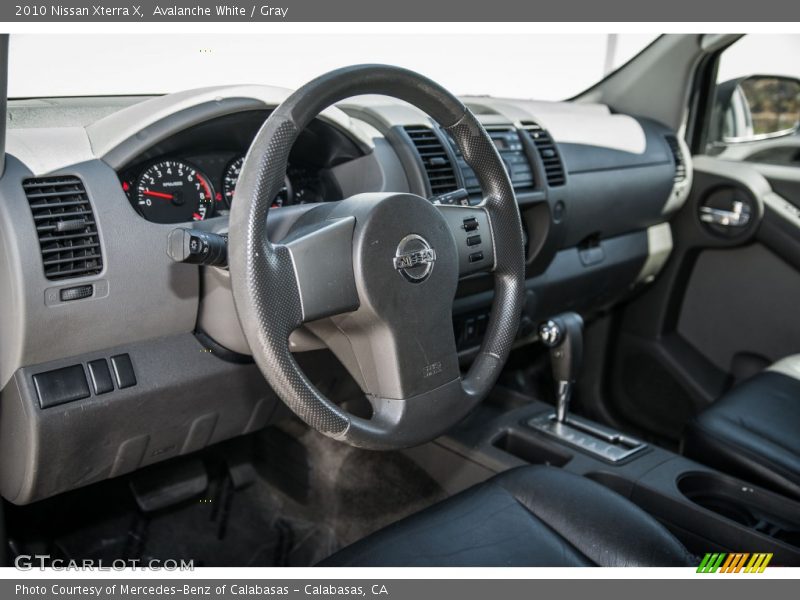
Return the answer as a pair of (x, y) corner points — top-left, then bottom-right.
(707, 35), (800, 159)
(7, 33), (657, 100)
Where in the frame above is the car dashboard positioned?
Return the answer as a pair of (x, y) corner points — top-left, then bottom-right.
(0, 84), (693, 505)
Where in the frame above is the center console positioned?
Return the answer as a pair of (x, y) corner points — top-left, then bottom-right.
(421, 313), (800, 566)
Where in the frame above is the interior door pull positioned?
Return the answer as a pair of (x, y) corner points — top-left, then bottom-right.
(699, 201), (751, 227)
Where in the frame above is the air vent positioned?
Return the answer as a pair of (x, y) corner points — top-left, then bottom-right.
(403, 126), (458, 196)
(521, 121), (566, 187)
(23, 176), (103, 281)
(665, 135), (687, 183)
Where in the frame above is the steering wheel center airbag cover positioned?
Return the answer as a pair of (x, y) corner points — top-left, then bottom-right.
(327, 193), (460, 399)
(345, 193), (457, 304)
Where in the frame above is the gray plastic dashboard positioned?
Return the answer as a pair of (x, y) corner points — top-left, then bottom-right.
(0, 86), (387, 387)
(0, 84), (692, 503)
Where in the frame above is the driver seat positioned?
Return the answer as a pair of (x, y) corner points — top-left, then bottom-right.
(320, 466), (694, 567)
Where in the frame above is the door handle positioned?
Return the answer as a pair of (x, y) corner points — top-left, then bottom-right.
(699, 201), (751, 227)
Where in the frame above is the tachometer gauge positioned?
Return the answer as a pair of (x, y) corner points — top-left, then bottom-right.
(136, 160), (215, 223)
(223, 156), (292, 208)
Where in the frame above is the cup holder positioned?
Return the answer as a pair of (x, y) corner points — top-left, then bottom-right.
(689, 496), (758, 527)
(678, 471), (800, 548)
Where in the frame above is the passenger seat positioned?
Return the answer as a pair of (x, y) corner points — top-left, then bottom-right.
(682, 355), (800, 500)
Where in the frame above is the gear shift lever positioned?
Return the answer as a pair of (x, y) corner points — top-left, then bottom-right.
(538, 312), (583, 423)
(530, 312), (646, 462)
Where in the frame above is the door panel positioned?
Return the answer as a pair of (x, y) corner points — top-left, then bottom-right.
(609, 157), (800, 441)
(678, 243), (800, 374)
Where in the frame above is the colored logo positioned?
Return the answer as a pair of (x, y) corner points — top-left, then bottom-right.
(697, 552), (773, 573)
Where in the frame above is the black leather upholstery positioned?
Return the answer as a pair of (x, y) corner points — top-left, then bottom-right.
(683, 371), (800, 500)
(319, 466), (694, 567)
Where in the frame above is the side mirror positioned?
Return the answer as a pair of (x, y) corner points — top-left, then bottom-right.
(713, 75), (800, 144)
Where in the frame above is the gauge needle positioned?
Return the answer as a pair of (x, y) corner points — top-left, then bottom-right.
(143, 190), (174, 200)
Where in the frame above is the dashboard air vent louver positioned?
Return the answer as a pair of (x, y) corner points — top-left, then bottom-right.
(23, 176), (103, 281)
(664, 135), (687, 183)
(520, 121), (566, 187)
(403, 126), (458, 195)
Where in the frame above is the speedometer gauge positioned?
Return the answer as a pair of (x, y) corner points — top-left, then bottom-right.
(223, 156), (292, 208)
(136, 160), (215, 223)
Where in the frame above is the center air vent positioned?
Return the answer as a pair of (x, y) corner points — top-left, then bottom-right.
(521, 121), (566, 187)
(24, 176), (103, 281)
(403, 126), (458, 196)
(665, 135), (687, 183)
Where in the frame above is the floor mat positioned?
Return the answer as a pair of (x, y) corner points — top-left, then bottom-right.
(5, 451), (336, 567)
(254, 420), (449, 548)
(5, 422), (448, 566)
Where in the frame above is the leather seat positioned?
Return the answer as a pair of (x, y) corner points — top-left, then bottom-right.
(320, 466), (694, 567)
(683, 355), (800, 500)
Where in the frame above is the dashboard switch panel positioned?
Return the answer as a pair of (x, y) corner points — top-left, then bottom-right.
(87, 359), (114, 395)
(32, 364), (90, 409)
(110, 354), (137, 389)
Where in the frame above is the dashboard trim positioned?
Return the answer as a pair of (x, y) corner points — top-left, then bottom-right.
(87, 86), (376, 171)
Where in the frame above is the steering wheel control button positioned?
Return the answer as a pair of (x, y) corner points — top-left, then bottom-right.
(33, 364), (91, 409)
(110, 354), (137, 389)
(59, 284), (93, 302)
(87, 359), (114, 395)
(466, 234), (482, 247)
(468, 251), (484, 263)
(462, 217), (479, 232)
(393, 234), (437, 283)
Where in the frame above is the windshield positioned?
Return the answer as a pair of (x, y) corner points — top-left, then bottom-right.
(7, 33), (658, 100)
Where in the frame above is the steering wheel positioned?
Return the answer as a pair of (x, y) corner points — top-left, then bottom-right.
(228, 65), (525, 450)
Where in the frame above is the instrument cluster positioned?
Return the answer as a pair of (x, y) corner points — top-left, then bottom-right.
(119, 152), (331, 224)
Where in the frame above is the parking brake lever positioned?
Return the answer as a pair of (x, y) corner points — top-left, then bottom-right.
(538, 312), (583, 423)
